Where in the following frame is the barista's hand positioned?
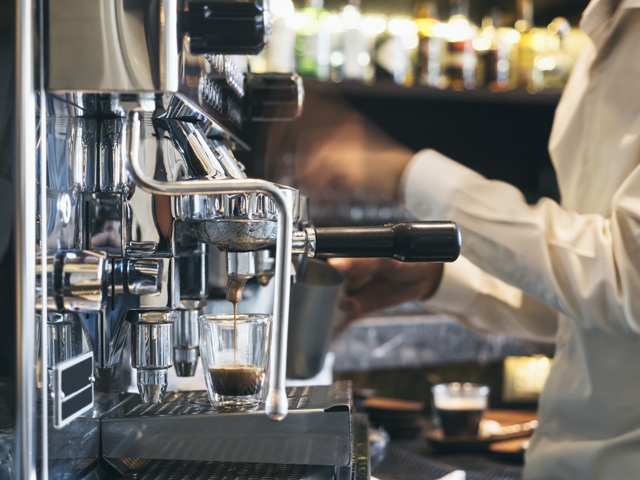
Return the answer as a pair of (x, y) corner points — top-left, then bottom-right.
(329, 258), (444, 323)
(295, 93), (414, 201)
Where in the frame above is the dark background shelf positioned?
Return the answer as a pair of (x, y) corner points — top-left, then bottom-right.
(308, 80), (562, 106)
(306, 80), (562, 204)
(242, 79), (562, 220)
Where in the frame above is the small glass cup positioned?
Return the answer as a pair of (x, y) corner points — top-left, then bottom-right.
(199, 314), (271, 411)
(432, 382), (490, 437)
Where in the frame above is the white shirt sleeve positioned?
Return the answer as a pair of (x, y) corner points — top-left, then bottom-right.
(401, 148), (640, 339)
(426, 255), (558, 342)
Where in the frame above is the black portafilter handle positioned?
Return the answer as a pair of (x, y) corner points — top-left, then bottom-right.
(313, 221), (461, 262)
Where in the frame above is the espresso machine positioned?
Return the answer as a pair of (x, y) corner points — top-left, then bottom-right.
(7, 0), (462, 478)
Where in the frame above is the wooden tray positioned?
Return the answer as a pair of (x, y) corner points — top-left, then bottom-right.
(425, 410), (536, 453)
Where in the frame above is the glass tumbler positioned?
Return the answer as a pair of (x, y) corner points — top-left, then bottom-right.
(432, 382), (490, 437)
(199, 314), (271, 410)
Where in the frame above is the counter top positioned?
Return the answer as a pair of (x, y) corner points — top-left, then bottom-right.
(331, 311), (554, 373)
(374, 438), (523, 480)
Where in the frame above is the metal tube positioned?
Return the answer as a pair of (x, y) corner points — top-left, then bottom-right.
(39, 0), (49, 471)
(15, 0), (37, 476)
(123, 112), (292, 420)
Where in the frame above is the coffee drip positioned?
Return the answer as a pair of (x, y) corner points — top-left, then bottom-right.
(233, 301), (237, 363)
(219, 281), (265, 397)
(226, 278), (246, 364)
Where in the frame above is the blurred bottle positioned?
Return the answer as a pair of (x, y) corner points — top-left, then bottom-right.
(414, 0), (443, 88)
(474, 10), (510, 91)
(499, 26), (522, 91)
(444, 0), (477, 90)
(361, 15), (388, 83)
(531, 17), (574, 90)
(387, 18), (419, 86)
(342, 0), (368, 81)
(326, 13), (346, 82)
(514, 0), (535, 90)
(264, 0), (296, 73)
(295, 0), (331, 80)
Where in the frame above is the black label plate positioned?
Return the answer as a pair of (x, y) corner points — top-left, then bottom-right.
(53, 351), (94, 428)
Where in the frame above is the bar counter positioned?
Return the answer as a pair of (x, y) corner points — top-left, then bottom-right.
(332, 307), (544, 480)
(332, 307), (554, 372)
(374, 438), (523, 480)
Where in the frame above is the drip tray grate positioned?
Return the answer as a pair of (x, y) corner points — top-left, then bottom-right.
(131, 459), (338, 480)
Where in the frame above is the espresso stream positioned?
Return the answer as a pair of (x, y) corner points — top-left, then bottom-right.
(233, 301), (237, 364)
(227, 281), (243, 364)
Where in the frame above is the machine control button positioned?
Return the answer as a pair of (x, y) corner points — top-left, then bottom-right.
(187, 0), (271, 55)
(248, 73), (304, 122)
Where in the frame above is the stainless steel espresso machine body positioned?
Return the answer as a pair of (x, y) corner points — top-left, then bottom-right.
(9, 0), (462, 478)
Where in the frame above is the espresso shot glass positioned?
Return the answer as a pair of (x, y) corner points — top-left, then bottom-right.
(432, 382), (489, 437)
(199, 314), (271, 411)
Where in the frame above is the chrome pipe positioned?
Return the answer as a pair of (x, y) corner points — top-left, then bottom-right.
(123, 111), (292, 420)
(15, 0), (37, 476)
(39, 0), (49, 473)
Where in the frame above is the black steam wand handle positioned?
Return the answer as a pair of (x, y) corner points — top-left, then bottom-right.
(313, 221), (461, 263)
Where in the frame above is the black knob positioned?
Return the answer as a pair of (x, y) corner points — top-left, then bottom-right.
(187, 0), (270, 55)
(313, 221), (461, 263)
(248, 73), (304, 122)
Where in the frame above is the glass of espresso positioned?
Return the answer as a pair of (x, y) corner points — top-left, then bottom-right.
(432, 383), (490, 437)
(199, 314), (271, 410)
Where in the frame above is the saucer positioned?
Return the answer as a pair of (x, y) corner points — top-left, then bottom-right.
(425, 410), (537, 453)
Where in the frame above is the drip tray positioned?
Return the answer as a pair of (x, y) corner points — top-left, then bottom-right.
(101, 382), (353, 473)
(104, 413), (370, 480)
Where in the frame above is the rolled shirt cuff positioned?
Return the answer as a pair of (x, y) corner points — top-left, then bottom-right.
(400, 149), (479, 221)
(424, 255), (481, 314)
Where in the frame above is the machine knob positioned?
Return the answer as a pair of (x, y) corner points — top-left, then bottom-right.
(127, 259), (163, 296)
(187, 0), (271, 55)
(248, 73), (304, 122)
(37, 251), (107, 311)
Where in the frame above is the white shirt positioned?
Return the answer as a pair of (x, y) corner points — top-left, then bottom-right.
(401, 1), (640, 478)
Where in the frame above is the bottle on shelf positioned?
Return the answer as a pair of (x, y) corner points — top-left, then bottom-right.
(294, 0), (331, 80)
(474, 9), (510, 91)
(531, 17), (574, 91)
(382, 17), (419, 86)
(443, 0), (477, 90)
(361, 15), (387, 84)
(326, 13), (346, 82)
(514, 0), (535, 90)
(341, 0), (368, 81)
(263, 0), (296, 73)
(414, 0), (443, 88)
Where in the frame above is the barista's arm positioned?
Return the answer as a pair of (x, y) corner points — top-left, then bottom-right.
(404, 149), (640, 338)
(425, 255), (558, 342)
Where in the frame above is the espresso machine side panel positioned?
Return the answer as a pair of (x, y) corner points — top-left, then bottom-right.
(47, 0), (179, 93)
